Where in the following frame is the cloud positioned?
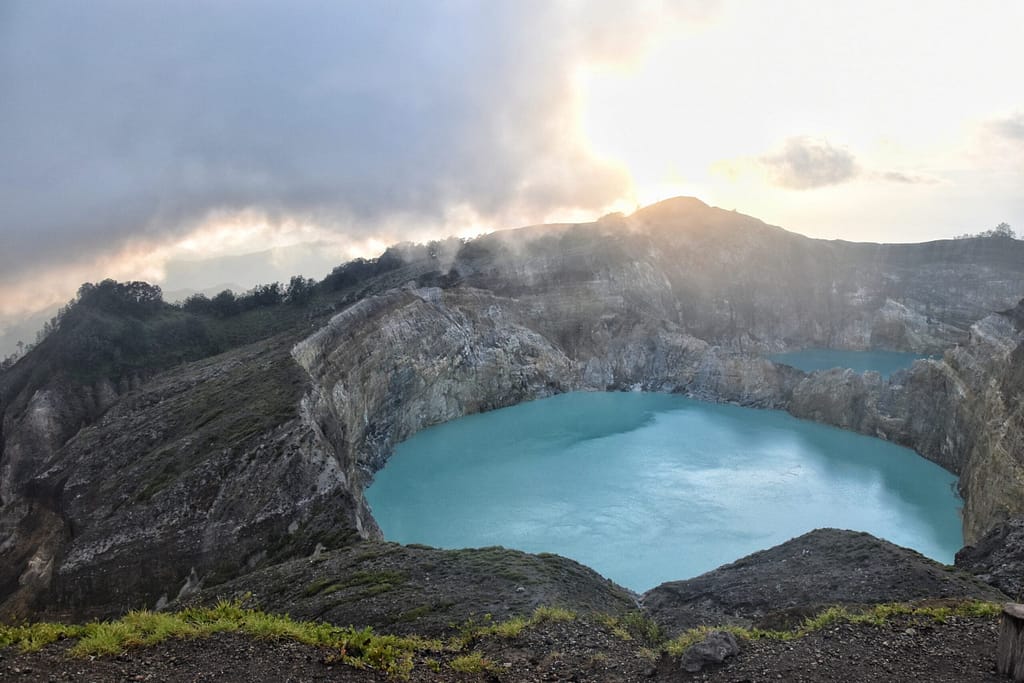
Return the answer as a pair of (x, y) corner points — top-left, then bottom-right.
(0, 1), (715, 302)
(758, 137), (859, 190)
(962, 110), (1024, 176)
(990, 112), (1024, 141)
(876, 171), (941, 185)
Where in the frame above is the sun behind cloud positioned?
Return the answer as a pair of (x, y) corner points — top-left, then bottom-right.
(1, 1), (1022, 324)
(574, 0), (1024, 242)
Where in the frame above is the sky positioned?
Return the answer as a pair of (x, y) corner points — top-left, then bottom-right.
(1, 0), (1023, 324)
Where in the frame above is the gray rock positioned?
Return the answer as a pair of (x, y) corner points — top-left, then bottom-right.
(678, 630), (740, 672)
(643, 529), (1007, 635)
(187, 541), (637, 637)
(955, 516), (1024, 599)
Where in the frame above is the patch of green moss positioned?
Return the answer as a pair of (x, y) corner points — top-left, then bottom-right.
(663, 599), (1003, 657)
(395, 605), (433, 623)
(134, 467), (178, 502)
(353, 545), (402, 563)
(338, 570), (406, 589)
(304, 578), (336, 597)
(303, 570), (406, 603)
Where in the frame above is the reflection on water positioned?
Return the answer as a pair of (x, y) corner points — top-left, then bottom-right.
(366, 391), (962, 591)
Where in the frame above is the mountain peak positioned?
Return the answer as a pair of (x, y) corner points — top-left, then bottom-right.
(625, 196), (780, 239)
(629, 196), (710, 220)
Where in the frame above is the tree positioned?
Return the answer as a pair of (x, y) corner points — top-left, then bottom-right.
(323, 258), (377, 291)
(993, 222), (1016, 238)
(210, 290), (239, 318)
(181, 293), (215, 315)
(284, 276), (316, 305)
(247, 283), (283, 307)
(75, 279), (164, 316)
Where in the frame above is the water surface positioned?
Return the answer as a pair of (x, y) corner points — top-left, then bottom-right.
(366, 392), (961, 591)
(769, 349), (926, 378)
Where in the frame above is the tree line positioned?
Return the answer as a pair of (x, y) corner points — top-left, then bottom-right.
(0, 238), (466, 372)
(954, 222), (1016, 240)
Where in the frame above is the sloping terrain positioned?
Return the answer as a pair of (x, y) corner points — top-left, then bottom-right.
(642, 529), (1005, 635)
(191, 540), (637, 636)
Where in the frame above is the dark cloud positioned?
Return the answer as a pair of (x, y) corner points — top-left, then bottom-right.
(1, 1), (713, 287)
(759, 137), (858, 190)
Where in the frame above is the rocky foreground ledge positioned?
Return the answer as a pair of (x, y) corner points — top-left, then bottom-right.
(0, 607), (1007, 682)
(186, 529), (1005, 638)
(2, 529), (1015, 681)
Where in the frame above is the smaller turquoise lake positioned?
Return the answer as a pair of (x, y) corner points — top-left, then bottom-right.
(769, 349), (927, 378)
(366, 392), (963, 592)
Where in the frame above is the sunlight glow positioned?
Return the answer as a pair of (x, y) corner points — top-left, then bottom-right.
(574, 0), (1024, 242)
(3, 1), (1022, 320)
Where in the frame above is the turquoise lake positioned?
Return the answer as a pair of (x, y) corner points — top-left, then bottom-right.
(365, 392), (962, 591)
(769, 349), (927, 378)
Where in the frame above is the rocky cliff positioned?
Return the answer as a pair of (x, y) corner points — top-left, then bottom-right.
(2, 197), (1023, 618)
(289, 201), (1024, 546)
(785, 304), (1024, 542)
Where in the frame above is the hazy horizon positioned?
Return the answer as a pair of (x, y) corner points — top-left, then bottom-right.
(3, 193), (1020, 359)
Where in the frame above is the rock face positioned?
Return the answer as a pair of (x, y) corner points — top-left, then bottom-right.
(289, 204), (1024, 545)
(784, 306), (1024, 542)
(2, 196), (1024, 617)
(955, 516), (1024, 600)
(0, 338), (371, 618)
(642, 529), (1007, 635)
(191, 540), (637, 637)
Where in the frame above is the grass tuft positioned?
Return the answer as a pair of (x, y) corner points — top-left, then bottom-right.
(531, 606), (576, 624)
(485, 616), (530, 639)
(72, 621), (141, 657)
(0, 622), (84, 652)
(0, 599), (431, 679)
(598, 611), (664, 644)
(449, 651), (494, 673)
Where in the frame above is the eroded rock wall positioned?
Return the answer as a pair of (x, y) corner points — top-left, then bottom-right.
(0, 339), (369, 618)
(288, 282), (810, 500)
(785, 310), (1024, 542)
(290, 276), (1024, 547)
